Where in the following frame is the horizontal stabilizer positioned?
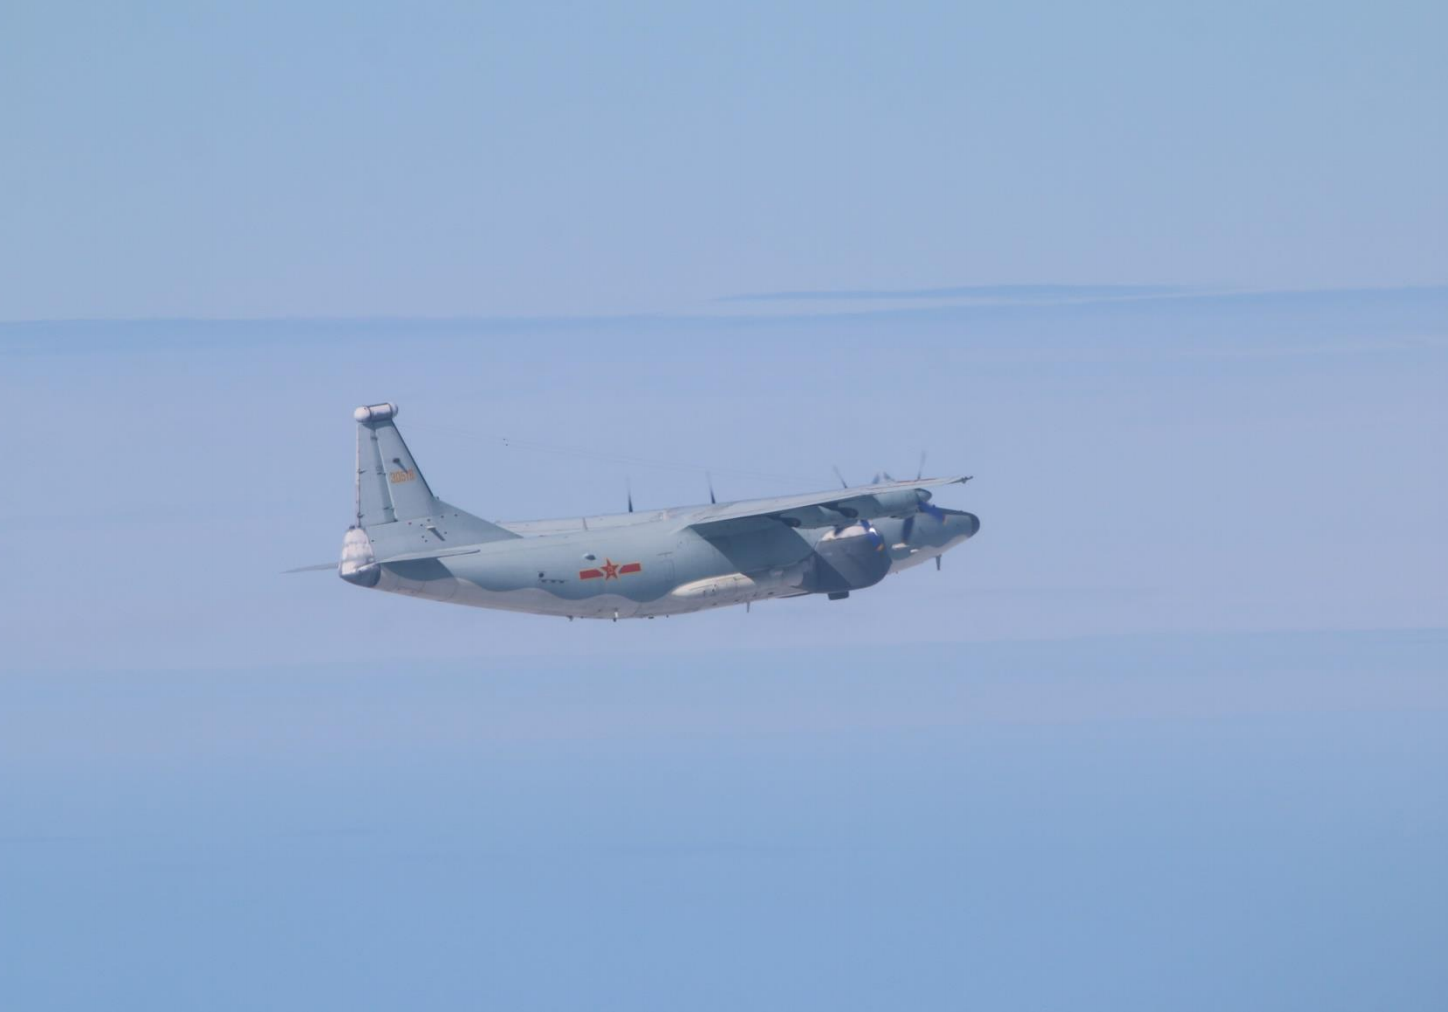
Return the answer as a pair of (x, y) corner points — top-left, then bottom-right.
(376, 545), (482, 564)
(283, 562), (336, 574)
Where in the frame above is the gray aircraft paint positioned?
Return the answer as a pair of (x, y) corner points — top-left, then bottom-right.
(333, 404), (979, 619)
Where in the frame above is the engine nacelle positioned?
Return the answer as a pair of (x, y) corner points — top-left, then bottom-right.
(867, 487), (935, 518)
(803, 523), (891, 595)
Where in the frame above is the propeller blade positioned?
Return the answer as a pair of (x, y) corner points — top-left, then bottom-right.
(861, 519), (885, 551)
(901, 515), (914, 541)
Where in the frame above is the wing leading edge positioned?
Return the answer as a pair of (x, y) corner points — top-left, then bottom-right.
(681, 476), (971, 538)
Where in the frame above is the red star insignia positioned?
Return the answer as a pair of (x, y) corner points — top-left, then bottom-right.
(601, 558), (620, 580)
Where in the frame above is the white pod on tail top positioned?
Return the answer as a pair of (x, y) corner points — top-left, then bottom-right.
(353, 403), (398, 423)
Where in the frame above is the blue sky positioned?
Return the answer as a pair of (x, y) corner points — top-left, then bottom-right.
(3, 3), (1448, 1010)
(4, 1), (1448, 318)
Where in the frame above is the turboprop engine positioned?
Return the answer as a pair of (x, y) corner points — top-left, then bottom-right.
(803, 521), (892, 596)
(777, 487), (945, 529)
(866, 487), (937, 518)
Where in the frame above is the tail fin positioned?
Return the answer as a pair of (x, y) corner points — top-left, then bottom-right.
(354, 402), (433, 524)
(352, 403), (519, 546)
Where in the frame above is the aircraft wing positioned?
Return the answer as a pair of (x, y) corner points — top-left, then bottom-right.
(680, 475), (970, 538)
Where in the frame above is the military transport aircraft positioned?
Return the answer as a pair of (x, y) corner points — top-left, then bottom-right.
(293, 403), (979, 620)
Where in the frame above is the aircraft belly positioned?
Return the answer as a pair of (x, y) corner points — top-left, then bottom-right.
(405, 538), (673, 618)
(888, 547), (939, 572)
(452, 580), (629, 616)
(659, 568), (805, 613)
(378, 560), (458, 601)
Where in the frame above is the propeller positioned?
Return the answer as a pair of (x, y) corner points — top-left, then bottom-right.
(900, 500), (945, 542)
(837, 452), (932, 489)
(860, 519), (885, 551)
(831, 519), (885, 551)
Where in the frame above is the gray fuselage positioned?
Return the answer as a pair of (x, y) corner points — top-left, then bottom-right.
(350, 504), (979, 619)
(335, 402), (979, 620)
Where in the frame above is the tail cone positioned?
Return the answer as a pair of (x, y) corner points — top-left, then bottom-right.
(339, 527), (380, 588)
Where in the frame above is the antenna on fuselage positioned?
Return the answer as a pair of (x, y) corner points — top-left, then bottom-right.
(832, 464), (849, 489)
(353, 421), (364, 528)
(626, 476), (634, 513)
(707, 471), (717, 504)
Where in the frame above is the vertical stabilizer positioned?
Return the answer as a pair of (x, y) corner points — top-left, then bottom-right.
(350, 403), (520, 548)
(355, 402), (434, 522)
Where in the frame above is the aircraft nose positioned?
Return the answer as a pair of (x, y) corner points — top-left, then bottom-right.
(954, 512), (980, 539)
